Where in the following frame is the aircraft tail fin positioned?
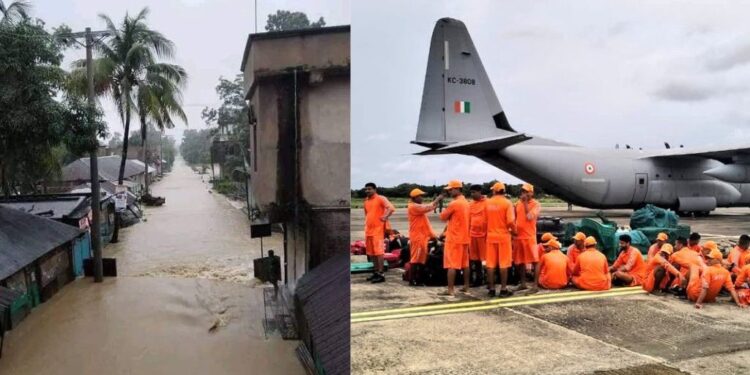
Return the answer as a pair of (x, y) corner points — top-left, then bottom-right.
(414, 18), (516, 148)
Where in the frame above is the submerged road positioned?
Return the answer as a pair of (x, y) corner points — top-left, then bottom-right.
(0, 157), (303, 375)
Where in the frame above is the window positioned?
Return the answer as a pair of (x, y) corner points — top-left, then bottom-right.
(639, 178), (645, 185)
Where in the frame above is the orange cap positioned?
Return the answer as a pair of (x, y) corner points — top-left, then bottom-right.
(545, 239), (561, 250)
(409, 188), (426, 198)
(708, 248), (723, 260)
(703, 240), (718, 252)
(660, 243), (674, 255)
(573, 232), (586, 241)
(521, 183), (534, 193)
(491, 182), (505, 192)
(656, 232), (668, 241)
(444, 180), (462, 190)
(584, 236), (597, 247)
(541, 232), (556, 242)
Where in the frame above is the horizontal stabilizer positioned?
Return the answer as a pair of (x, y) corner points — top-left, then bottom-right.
(414, 133), (531, 156)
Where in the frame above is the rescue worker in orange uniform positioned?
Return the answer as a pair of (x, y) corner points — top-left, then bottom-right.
(537, 239), (570, 289)
(407, 188), (442, 286)
(669, 237), (706, 293)
(363, 182), (395, 283)
(610, 234), (648, 286)
(726, 234), (750, 277)
(642, 244), (683, 294)
(513, 183), (541, 291)
(567, 232), (586, 274)
(734, 263), (750, 305)
(572, 237), (611, 291)
(485, 182), (515, 297)
(647, 232), (668, 260)
(438, 180), (471, 296)
(536, 232), (556, 264)
(688, 232), (702, 254)
(688, 248), (745, 309)
(468, 185), (488, 286)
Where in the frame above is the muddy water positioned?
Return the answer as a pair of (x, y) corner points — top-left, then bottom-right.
(0, 158), (303, 375)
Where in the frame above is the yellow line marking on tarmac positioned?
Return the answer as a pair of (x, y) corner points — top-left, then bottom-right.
(351, 289), (645, 323)
(351, 286), (642, 318)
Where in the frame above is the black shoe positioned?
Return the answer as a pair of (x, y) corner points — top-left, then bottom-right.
(371, 274), (386, 284)
(366, 273), (377, 281)
(499, 289), (513, 298)
(488, 289), (496, 297)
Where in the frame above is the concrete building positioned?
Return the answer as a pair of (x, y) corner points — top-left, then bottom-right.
(240, 25), (350, 374)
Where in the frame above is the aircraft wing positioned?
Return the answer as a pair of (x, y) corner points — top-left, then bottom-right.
(413, 133), (531, 156)
(638, 143), (750, 163)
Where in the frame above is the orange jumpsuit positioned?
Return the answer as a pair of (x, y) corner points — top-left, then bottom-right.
(364, 194), (394, 256)
(440, 195), (470, 270)
(407, 202), (436, 264)
(727, 246), (748, 275)
(485, 194), (514, 269)
(669, 248), (705, 287)
(469, 197), (488, 261)
(567, 244), (584, 274)
(647, 243), (662, 261)
(513, 199), (540, 265)
(572, 250), (611, 291)
(734, 264), (750, 305)
(539, 249), (570, 289)
(687, 263), (734, 303)
(611, 246), (648, 286)
(642, 254), (680, 292)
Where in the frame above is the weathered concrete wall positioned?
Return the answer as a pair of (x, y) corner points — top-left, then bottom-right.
(248, 82), (280, 215)
(299, 74), (350, 207)
(308, 207), (349, 269)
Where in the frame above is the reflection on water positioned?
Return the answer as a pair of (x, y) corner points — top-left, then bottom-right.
(0, 158), (302, 375)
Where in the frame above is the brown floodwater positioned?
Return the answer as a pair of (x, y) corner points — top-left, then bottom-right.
(0, 157), (303, 375)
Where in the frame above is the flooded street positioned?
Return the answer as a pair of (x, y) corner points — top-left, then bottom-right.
(0, 157), (303, 375)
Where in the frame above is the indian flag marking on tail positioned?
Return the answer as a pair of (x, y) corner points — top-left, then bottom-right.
(454, 101), (471, 114)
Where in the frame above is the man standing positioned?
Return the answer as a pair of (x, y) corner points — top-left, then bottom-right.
(610, 234), (648, 286)
(513, 183), (541, 291)
(537, 239), (569, 290)
(572, 237), (611, 291)
(407, 188), (441, 286)
(689, 248), (745, 309)
(567, 232), (586, 274)
(485, 182), (515, 297)
(363, 182), (395, 283)
(468, 185), (488, 286)
(647, 232), (668, 260)
(439, 180), (470, 296)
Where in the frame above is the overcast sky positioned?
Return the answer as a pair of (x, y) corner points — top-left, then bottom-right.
(33, 0), (350, 143)
(351, 1), (750, 189)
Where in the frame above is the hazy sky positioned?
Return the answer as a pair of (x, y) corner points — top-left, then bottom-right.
(351, 1), (750, 188)
(32, 0), (350, 143)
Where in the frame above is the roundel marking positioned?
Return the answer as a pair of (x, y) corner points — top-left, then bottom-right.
(584, 162), (596, 175)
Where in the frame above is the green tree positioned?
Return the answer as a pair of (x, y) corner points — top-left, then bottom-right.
(179, 129), (212, 166)
(265, 10), (325, 32)
(0, 16), (104, 196)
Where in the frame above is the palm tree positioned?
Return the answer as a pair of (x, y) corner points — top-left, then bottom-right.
(0, 0), (29, 24)
(135, 63), (187, 194)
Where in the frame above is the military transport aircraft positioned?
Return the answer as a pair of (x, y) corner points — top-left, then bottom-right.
(413, 18), (750, 215)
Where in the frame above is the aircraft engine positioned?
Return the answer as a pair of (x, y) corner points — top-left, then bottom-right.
(703, 164), (750, 183)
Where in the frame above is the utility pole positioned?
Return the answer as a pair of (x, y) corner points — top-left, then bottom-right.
(59, 27), (110, 283)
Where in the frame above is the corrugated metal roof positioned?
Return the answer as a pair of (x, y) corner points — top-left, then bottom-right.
(294, 253), (349, 375)
(0, 195), (87, 220)
(0, 206), (83, 280)
(61, 156), (145, 183)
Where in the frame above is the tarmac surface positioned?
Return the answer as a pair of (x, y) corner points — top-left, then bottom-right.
(351, 206), (750, 374)
(0, 157), (303, 375)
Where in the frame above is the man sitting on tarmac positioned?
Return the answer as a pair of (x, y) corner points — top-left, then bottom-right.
(642, 243), (683, 294)
(669, 236), (706, 294)
(610, 234), (648, 287)
(688, 232), (702, 254)
(726, 234), (750, 278)
(536, 232), (556, 267)
(485, 182), (515, 298)
(572, 237), (611, 291)
(567, 232), (586, 274)
(537, 238), (570, 290)
(688, 247), (746, 309)
(647, 232), (668, 260)
(734, 261), (750, 305)
(407, 188), (442, 286)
